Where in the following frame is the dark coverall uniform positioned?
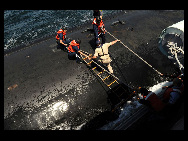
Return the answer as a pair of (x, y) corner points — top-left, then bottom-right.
(56, 32), (70, 51)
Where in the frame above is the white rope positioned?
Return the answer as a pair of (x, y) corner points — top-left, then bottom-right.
(106, 30), (162, 75)
(167, 41), (184, 72)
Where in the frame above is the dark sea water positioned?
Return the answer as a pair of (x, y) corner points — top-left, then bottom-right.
(4, 10), (121, 51)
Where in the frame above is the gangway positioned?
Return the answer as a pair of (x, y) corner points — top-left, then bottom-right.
(78, 50), (135, 111)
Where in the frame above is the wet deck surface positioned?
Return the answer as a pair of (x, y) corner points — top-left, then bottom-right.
(4, 10), (184, 130)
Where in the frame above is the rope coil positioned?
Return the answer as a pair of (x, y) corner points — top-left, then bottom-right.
(167, 41), (184, 72)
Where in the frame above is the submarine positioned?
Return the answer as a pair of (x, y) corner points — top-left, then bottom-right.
(4, 10), (184, 130)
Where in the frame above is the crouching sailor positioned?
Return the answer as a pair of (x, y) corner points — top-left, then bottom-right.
(139, 88), (166, 112)
(67, 39), (82, 64)
(162, 78), (184, 105)
(56, 28), (70, 51)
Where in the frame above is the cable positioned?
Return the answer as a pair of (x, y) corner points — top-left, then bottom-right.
(106, 30), (163, 76)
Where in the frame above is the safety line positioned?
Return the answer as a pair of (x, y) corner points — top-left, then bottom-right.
(106, 30), (162, 75)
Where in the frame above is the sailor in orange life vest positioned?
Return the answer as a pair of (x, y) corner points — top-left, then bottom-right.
(138, 88), (166, 112)
(89, 39), (120, 74)
(162, 77), (184, 105)
(56, 28), (71, 51)
(67, 39), (84, 63)
(92, 16), (106, 46)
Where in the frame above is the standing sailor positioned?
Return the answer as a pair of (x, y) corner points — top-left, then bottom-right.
(92, 10), (106, 46)
(89, 39), (120, 74)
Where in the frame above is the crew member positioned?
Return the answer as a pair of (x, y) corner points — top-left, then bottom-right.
(89, 39), (120, 74)
(56, 28), (70, 51)
(162, 77), (184, 104)
(92, 16), (106, 46)
(67, 39), (82, 63)
(139, 88), (166, 112)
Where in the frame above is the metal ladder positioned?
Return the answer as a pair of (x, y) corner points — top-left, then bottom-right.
(79, 50), (120, 89)
(79, 50), (135, 110)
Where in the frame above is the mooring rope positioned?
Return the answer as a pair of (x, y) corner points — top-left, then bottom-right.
(167, 42), (184, 73)
(106, 30), (162, 75)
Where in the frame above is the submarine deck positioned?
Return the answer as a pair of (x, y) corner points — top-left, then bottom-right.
(4, 10), (184, 130)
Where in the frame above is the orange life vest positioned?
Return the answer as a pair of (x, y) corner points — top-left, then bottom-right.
(68, 40), (80, 53)
(92, 18), (97, 25)
(145, 92), (166, 112)
(92, 18), (105, 34)
(98, 20), (105, 34)
(56, 29), (66, 41)
(163, 84), (184, 102)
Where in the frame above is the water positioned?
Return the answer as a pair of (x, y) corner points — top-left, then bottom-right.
(4, 10), (120, 50)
